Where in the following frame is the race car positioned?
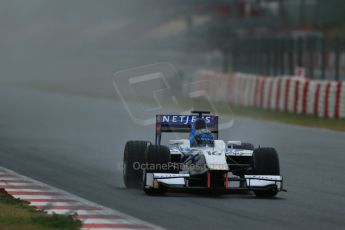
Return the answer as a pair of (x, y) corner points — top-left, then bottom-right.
(123, 111), (285, 197)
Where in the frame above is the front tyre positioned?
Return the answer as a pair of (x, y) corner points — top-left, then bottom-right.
(123, 141), (150, 189)
(252, 147), (280, 197)
(143, 145), (171, 195)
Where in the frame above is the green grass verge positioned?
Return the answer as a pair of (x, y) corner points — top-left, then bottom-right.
(185, 99), (345, 132)
(0, 189), (81, 230)
(228, 105), (345, 132)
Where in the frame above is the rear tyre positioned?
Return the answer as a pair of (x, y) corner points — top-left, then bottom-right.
(252, 148), (280, 197)
(143, 145), (171, 195)
(123, 141), (150, 189)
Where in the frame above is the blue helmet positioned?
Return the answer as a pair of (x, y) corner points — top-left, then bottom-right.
(189, 118), (214, 147)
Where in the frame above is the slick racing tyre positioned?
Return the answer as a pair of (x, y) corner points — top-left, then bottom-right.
(144, 144), (171, 172)
(123, 140), (150, 189)
(143, 144), (171, 195)
(252, 147), (280, 197)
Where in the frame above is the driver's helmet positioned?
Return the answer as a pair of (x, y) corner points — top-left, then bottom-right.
(190, 117), (214, 147)
(191, 129), (214, 147)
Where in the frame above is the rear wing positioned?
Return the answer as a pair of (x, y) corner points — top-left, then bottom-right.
(155, 114), (219, 145)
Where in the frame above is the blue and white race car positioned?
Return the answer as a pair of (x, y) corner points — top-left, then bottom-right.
(123, 111), (285, 197)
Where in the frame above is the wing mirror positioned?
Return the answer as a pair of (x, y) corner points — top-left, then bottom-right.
(169, 140), (186, 145)
(227, 141), (242, 148)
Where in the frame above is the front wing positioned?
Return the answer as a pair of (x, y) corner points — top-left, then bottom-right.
(144, 173), (284, 192)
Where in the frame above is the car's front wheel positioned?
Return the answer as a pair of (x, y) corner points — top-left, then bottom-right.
(123, 140), (150, 189)
(143, 144), (171, 195)
(252, 147), (280, 197)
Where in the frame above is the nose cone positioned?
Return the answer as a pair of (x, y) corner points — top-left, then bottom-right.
(202, 149), (229, 171)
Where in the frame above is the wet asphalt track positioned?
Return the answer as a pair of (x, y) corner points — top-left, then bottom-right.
(0, 86), (345, 230)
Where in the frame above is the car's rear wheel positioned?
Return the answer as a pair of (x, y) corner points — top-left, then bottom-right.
(252, 147), (280, 197)
(123, 140), (150, 189)
(143, 144), (171, 195)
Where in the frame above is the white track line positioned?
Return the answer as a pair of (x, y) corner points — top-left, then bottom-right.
(0, 166), (164, 230)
